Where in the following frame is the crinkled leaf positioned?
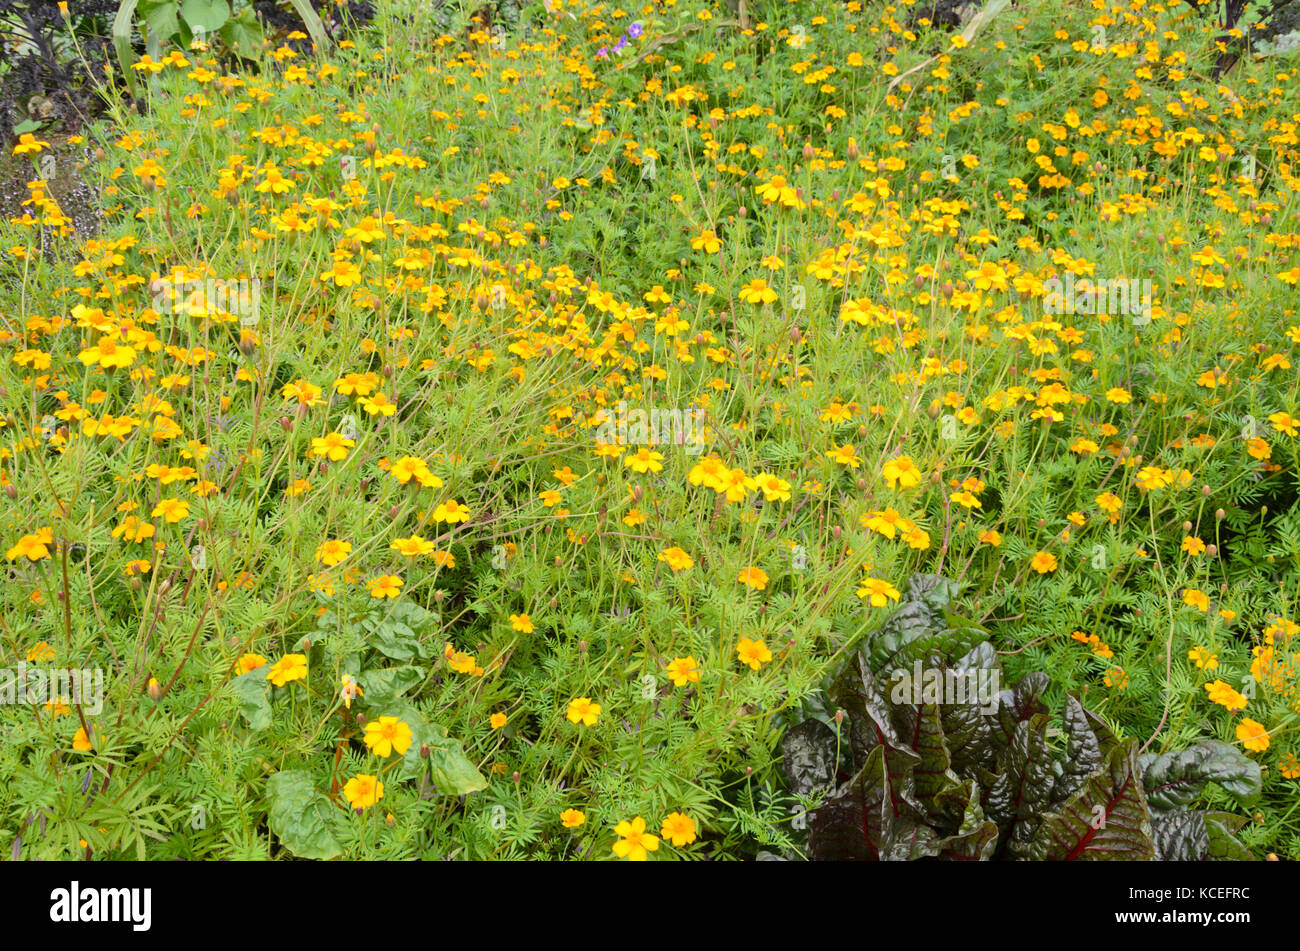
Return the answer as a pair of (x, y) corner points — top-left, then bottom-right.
(267, 769), (343, 860)
(231, 669), (271, 730)
(986, 714), (1055, 858)
(809, 745), (941, 861)
(831, 653), (903, 764)
(781, 718), (841, 798)
(357, 666), (425, 708)
(1025, 741), (1154, 860)
(390, 701), (486, 793)
(1138, 739), (1262, 810)
(991, 671), (1050, 752)
(1051, 692), (1105, 806)
(1205, 812), (1255, 861)
(935, 779), (999, 860)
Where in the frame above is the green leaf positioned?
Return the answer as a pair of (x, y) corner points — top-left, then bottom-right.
(141, 0), (180, 44)
(389, 700), (486, 793)
(267, 769), (343, 860)
(357, 666), (425, 708)
(11, 119), (42, 135)
(218, 4), (263, 53)
(231, 669), (271, 730)
(1138, 740), (1262, 810)
(179, 0), (229, 32)
(1025, 742), (1154, 860)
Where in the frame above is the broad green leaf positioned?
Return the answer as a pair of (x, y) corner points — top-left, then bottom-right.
(231, 669), (271, 730)
(179, 0), (229, 32)
(1138, 739), (1262, 810)
(1025, 742), (1154, 861)
(267, 769), (343, 860)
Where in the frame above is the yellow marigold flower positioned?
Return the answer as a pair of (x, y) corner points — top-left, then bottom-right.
(344, 773), (383, 810)
(1236, 718), (1270, 753)
(881, 455), (922, 490)
(612, 816), (659, 861)
(510, 613), (534, 633)
(826, 443), (861, 468)
(856, 577), (901, 606)
(658, 547), (693, 571)
(363, 715), (413, 758)
(266, 653), (308, 687)
(560, 808), (586, 828)
(737, 566), (769, 590)
(310, 432), (355, 461)
(623, 447), (665, 473)
(314, 539), (352, 566)
(392, 535), (435, 557)
(661, 812), (698, 847)
(368, 574), (403, 598)
(432, 499), (471, 523)
(6, 528), (53, 562)
(237, 653), (268, 675)
(490, 712), (508, 730)
(736, 637), (772, 671)
(151, 498), (189, 523)
(1030, 551), (1058, 574)
(1188, 646), (1218, 670)
(566, 696), (601, 726)
(1205, 680), (1248, 713)
(1182, 588), (1210, 612)
(665, 656), (700, 687)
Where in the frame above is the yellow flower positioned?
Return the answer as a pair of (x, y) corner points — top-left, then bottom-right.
(1182, 588), (1210, 612)
(368, 574), (403, 598)
(344, 773), (384, 810)
(612, 816), (660, 860)
(1236, 718), (1270, 753)
(658, 547), (693, 572)
(661, 811), (697, 847)
(432, 499), (471, 523)
(151, 498), (189, 523)
(1030, 551), (1058, 574)
(737, 566), (769, 590)
(510, 613), (534, 633)
(736, 637), (772, 670)
(6, 528), (53, 562)
(237, 653), (268, 674)
(310, 432), (355, 461)
(665, 656), (700, 687)
(561, 808), (586, 828)
(566, 697), (601, 726)
(490, 712), (508, 730)
(856, 577), (901, 606)
(266, 653), (308, 687)
(881, 455), (922, 490)
(363, 716), (413, 757)
(314, 539), (352, 566)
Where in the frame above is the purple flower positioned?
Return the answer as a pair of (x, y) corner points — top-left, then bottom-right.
(596, 47), (608, 58)
(613, 36), (628, 52)
(627, 22), (643, 38)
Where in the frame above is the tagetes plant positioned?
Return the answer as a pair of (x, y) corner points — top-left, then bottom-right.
(2, 0), (1299, 861)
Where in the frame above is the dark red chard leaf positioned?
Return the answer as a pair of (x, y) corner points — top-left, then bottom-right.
(808, 745), (943, 861)
(1050, 692), (1106, 807)
(781, 718), (842, 799)
(1138, 739), (1262, 810)
(985, 714), (1055, 858)
(1025, 741), (1154, 861)
(990, 671), (1050, 752)
(935, 779), (1000, 860)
